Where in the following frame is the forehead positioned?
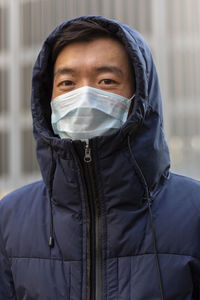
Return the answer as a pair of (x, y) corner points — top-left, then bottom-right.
(54, 37), (131, 71)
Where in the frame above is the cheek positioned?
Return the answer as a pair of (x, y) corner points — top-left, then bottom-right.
(127, 82), (135, 98)
(121, 81), (134, 98)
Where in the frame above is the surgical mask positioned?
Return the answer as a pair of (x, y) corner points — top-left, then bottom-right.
(51, 86), (134, 141)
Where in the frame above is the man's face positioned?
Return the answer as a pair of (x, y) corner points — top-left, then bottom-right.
(52, 37), (134, 100)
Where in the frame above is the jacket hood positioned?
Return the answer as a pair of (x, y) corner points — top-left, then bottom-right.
(31, 15), (170, 192)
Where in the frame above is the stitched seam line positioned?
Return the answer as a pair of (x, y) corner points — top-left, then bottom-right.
(107, 252), (200, 260)
(9, 256), (81, 262)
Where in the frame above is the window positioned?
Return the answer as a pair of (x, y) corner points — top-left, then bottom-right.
(21, 128), (39, 174)
(20, 0), (63, 48)
(126, 0), (153, 35)
(20, 64), (32, 111)
(166, 0), (200, 37)
(0, 68), (8, 113)
(0, 5), (8, 52)
(0, 131), (8, 176)
(168, 49), (199, 99)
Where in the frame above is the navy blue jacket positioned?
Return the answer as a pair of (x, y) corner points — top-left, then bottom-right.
(1, 16), (200, 300)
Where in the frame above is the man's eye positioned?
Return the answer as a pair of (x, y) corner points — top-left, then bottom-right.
(59, 80), (74, 86)
(101, 79), (115, 85)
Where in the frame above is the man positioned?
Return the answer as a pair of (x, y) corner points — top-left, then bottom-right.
(0, 16), (200, 300)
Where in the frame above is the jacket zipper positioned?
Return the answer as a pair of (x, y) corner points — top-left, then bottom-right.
(84, 141), (103, 300)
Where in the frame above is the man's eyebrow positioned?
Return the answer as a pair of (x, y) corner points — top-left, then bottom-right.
(54, 65), (123, 78)
(94, 65), (123, 76)
(54, 67), (76, 78)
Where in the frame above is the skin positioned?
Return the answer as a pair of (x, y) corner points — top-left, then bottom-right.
(52, 37), (135, 102)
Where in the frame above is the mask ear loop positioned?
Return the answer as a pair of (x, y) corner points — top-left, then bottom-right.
(127, 94), (135, 118)
(129, 94), (136, 100)
(127, 134), (165, 300)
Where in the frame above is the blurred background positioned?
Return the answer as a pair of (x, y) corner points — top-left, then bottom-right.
(0, 0), (200, 197)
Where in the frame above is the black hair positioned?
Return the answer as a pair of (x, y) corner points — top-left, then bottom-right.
(52, 19), (123, 64)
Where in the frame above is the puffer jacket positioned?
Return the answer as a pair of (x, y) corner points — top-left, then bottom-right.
(0, 16), (200, 300)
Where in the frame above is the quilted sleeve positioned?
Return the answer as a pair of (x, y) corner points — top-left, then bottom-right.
(0, 218), (16, 299)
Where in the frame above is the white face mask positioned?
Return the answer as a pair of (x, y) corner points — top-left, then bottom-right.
(51, 86), (134, 141)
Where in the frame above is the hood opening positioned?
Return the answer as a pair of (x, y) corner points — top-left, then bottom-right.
(31, 16), (151, 140)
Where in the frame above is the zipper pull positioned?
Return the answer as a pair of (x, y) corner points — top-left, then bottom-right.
(84, 142), (92, 163)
